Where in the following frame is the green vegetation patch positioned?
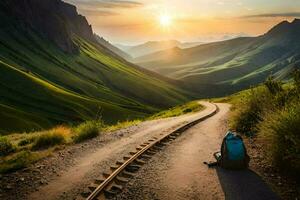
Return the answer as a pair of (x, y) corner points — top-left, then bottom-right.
(0, 101), (203, 173)
(259, 102), (300, 174)
(72, 121), (103, 143)
(0, 150), (45, 173)
(31, 131), (66, 150)
(149, 101), (204, 119)
(226, 71), (300, 176)
(103, 120), (142, 132)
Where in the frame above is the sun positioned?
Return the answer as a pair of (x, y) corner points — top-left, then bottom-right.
(159, 15), (172, 27)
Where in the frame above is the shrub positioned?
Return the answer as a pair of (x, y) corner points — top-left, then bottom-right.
(231, 73), (300, 176)
(264, 76), (292, 107)
(231, 88), (267, 135)
(72, 121), (103, 143)
(31, 131), (66, 150)
(0, 137), (15, 156)
(259, 102), (300, 175)
(51, 126), (71, 137)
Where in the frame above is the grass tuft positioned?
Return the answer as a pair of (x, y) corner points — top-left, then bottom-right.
(0, 137), (15, 156)
(72, 121), (103, 143)
(31, 131), (66, 150)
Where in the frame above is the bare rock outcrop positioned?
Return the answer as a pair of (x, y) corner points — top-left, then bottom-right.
(0, 0), (96, 53)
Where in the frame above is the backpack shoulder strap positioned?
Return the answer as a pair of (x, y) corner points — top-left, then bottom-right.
(236, 134), (251, 166)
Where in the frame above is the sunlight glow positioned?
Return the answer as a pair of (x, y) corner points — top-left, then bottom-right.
(159, 15), (172, 27)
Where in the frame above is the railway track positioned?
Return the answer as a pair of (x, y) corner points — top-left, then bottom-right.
(80, 103), (219, 200)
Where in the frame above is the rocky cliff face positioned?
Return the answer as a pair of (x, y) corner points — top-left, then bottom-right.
(0, 0), (95, 53)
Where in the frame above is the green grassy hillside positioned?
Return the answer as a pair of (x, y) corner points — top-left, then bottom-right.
(94, 34), (132, 61)
(0, 10), (189, 134)
(135, 19), (300, 97)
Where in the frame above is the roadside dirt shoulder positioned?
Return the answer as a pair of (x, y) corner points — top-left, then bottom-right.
(244, 137), (300, 200)
(0, 102), (216, 200)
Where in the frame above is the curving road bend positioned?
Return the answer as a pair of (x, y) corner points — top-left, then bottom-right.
(27, 102), (217, 200)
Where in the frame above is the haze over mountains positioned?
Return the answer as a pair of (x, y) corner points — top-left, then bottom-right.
(0, 0), (189, 133)
(134, 19), (300, 96)
(115, 40), (203, 58)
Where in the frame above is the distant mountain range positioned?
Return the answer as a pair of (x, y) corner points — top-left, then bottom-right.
(135, 19), (300, 97)
(0, 0), (190, 133)
(115, 40), (203, 58)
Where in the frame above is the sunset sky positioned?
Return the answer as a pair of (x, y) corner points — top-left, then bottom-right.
(64, 0), (300, 44)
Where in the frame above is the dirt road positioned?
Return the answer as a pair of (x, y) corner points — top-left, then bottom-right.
(113, 103), (279, 200)
(2, 102), (278, 200)
(25, 102), (216, 200)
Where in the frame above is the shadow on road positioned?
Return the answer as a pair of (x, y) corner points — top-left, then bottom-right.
(216, 168), (280, 200)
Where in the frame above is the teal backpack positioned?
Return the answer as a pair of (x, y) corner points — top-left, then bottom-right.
(214, 131), (250, 170)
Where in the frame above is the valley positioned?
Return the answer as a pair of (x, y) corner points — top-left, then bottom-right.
(133, 20), (300, 97)
(0, 0), (189, 133)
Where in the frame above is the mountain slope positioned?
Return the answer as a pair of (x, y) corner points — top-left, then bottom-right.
(135, 37), (255, 75)
(94, 34), (132, 61)
(136, 19), (300, 97)
(0, 0), (189, 134)
(117, 40), (203, 58)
